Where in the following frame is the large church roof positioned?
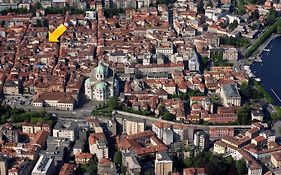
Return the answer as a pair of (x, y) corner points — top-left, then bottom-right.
(95, 63), (107, 75)
(95, 81), (107, 90)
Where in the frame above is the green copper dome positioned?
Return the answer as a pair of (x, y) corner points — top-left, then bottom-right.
(95, 82), (107, 90)
(95, 63), (107, 75)
(85, 78), (91, 86)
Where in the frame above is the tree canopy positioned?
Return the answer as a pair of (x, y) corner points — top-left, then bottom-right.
(108, 97), (119, 111)
(79, 155), (98, 175)
(238, 103), (251, 125)
(0, 105), (52, 124)
(113, 151), (122, 165)
(235, 159), (247, 175)
(181, 151), (247, 175)
(229, 20), (238, 30)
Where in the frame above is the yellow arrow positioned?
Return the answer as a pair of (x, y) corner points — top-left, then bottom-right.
(48, 24), (67, 42)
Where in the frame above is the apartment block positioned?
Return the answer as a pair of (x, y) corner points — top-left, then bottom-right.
(122, 118), (145, 135)
(155, 152), (173, 175)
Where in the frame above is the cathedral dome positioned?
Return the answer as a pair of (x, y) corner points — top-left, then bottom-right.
(85, 78), (91, 86)
(95, 82), (107, 90)
(95, 63), (107, 76)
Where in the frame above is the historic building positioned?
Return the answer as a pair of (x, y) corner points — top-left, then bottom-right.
(85, 63), (119, 101)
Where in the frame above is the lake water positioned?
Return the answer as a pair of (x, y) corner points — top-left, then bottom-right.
(251, 36), (281, 106)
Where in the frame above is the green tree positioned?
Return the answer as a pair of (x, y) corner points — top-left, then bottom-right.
(229, 20), (238, 30)
(104, 8), (125, 18)
(35, 19), (42, 27)
(187, 89), (205, 96)
(162, 112), (176, 121)
(18, 8), (28, 14)
(219, 21), (228, 29)
(210, 52), (233, 67)
(144, 171), (152, 175)
(210, 94), (222, 106)
(121, 165), (127, 175)
(238, 104), (251, 125)
(266, 9), (278, 25)
(253, 80), (274, 103)
(271, 106), (281, 120)
(251, 10), (259, 21)
(277, 24), (281, 34)
(113, 151), (122, 165)
(89, 155), (98, 174)
(45, 7), (65, 14)
(226, 156), (234, 166)
(158, 105), (165, 116)
(183, 157), (193, 167)
(237, 3), (246, 15)
(278, 127), (281, 135)
(201, 56), (210, 70)
(272, 112), (281, 120)
(235, 159), (247, 175)
(30, 2), (42, 13)
(240, 81), (250, 98)
(108, 96), (119, 111)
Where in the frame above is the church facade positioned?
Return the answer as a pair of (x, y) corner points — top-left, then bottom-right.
(85, 63), (119, 101)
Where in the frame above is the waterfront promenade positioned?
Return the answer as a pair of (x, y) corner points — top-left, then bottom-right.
(253, 34), (278, 61)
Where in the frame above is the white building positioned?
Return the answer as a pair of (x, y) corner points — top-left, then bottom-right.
(193, 131), (209, 151)
(108, 51), (129, 64)
(0, 154), (7, 175)
(152, 122), (190, 143)
(251, 110), (264, 121)
(32, 92), (76, 111)
(226, 15), (241, 24)
(223, 48), (239, 63)
(155, 152), (173, 175)
(113, 0), (150, 9)
(85, 62), (119, 101)
(122, 118), (145, 135)
(53, 120), (78, 141)
(188, 50), (200, 72)
(205, 7), (226, 22)
(122, 151), (141, 174)
(89, 133), (109, 160)
(220, 84), (241, 107)
(31, 156), (55, 175)
(162, 128), (174, 145)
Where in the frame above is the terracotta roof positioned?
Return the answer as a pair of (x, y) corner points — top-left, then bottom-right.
(272, 153), (281, 162)
(30, 130), (49, 148)
(183, 168), (206, 175)
(59, 163), (75, 175)
(99, 158), (111, 164)
(117, 130), (167, 155)
(75, 152), (93, 159)
(89, 133), (106, 145)
(253, 136), (266, 143)
(33, 92), (76, 104)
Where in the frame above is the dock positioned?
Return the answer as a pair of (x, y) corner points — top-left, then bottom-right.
(270, 89), (281, 103)
(263, 48), (271, 52)
(258, 35), (277, 54)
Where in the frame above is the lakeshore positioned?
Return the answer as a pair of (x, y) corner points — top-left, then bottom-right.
(253, 34), (278, 61)
(250, 36), (281, 106)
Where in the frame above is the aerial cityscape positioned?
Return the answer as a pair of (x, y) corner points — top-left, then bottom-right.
(0, 0), (281, 174)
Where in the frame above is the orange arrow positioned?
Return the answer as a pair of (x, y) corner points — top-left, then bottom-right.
(48, 24), (67, 42)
